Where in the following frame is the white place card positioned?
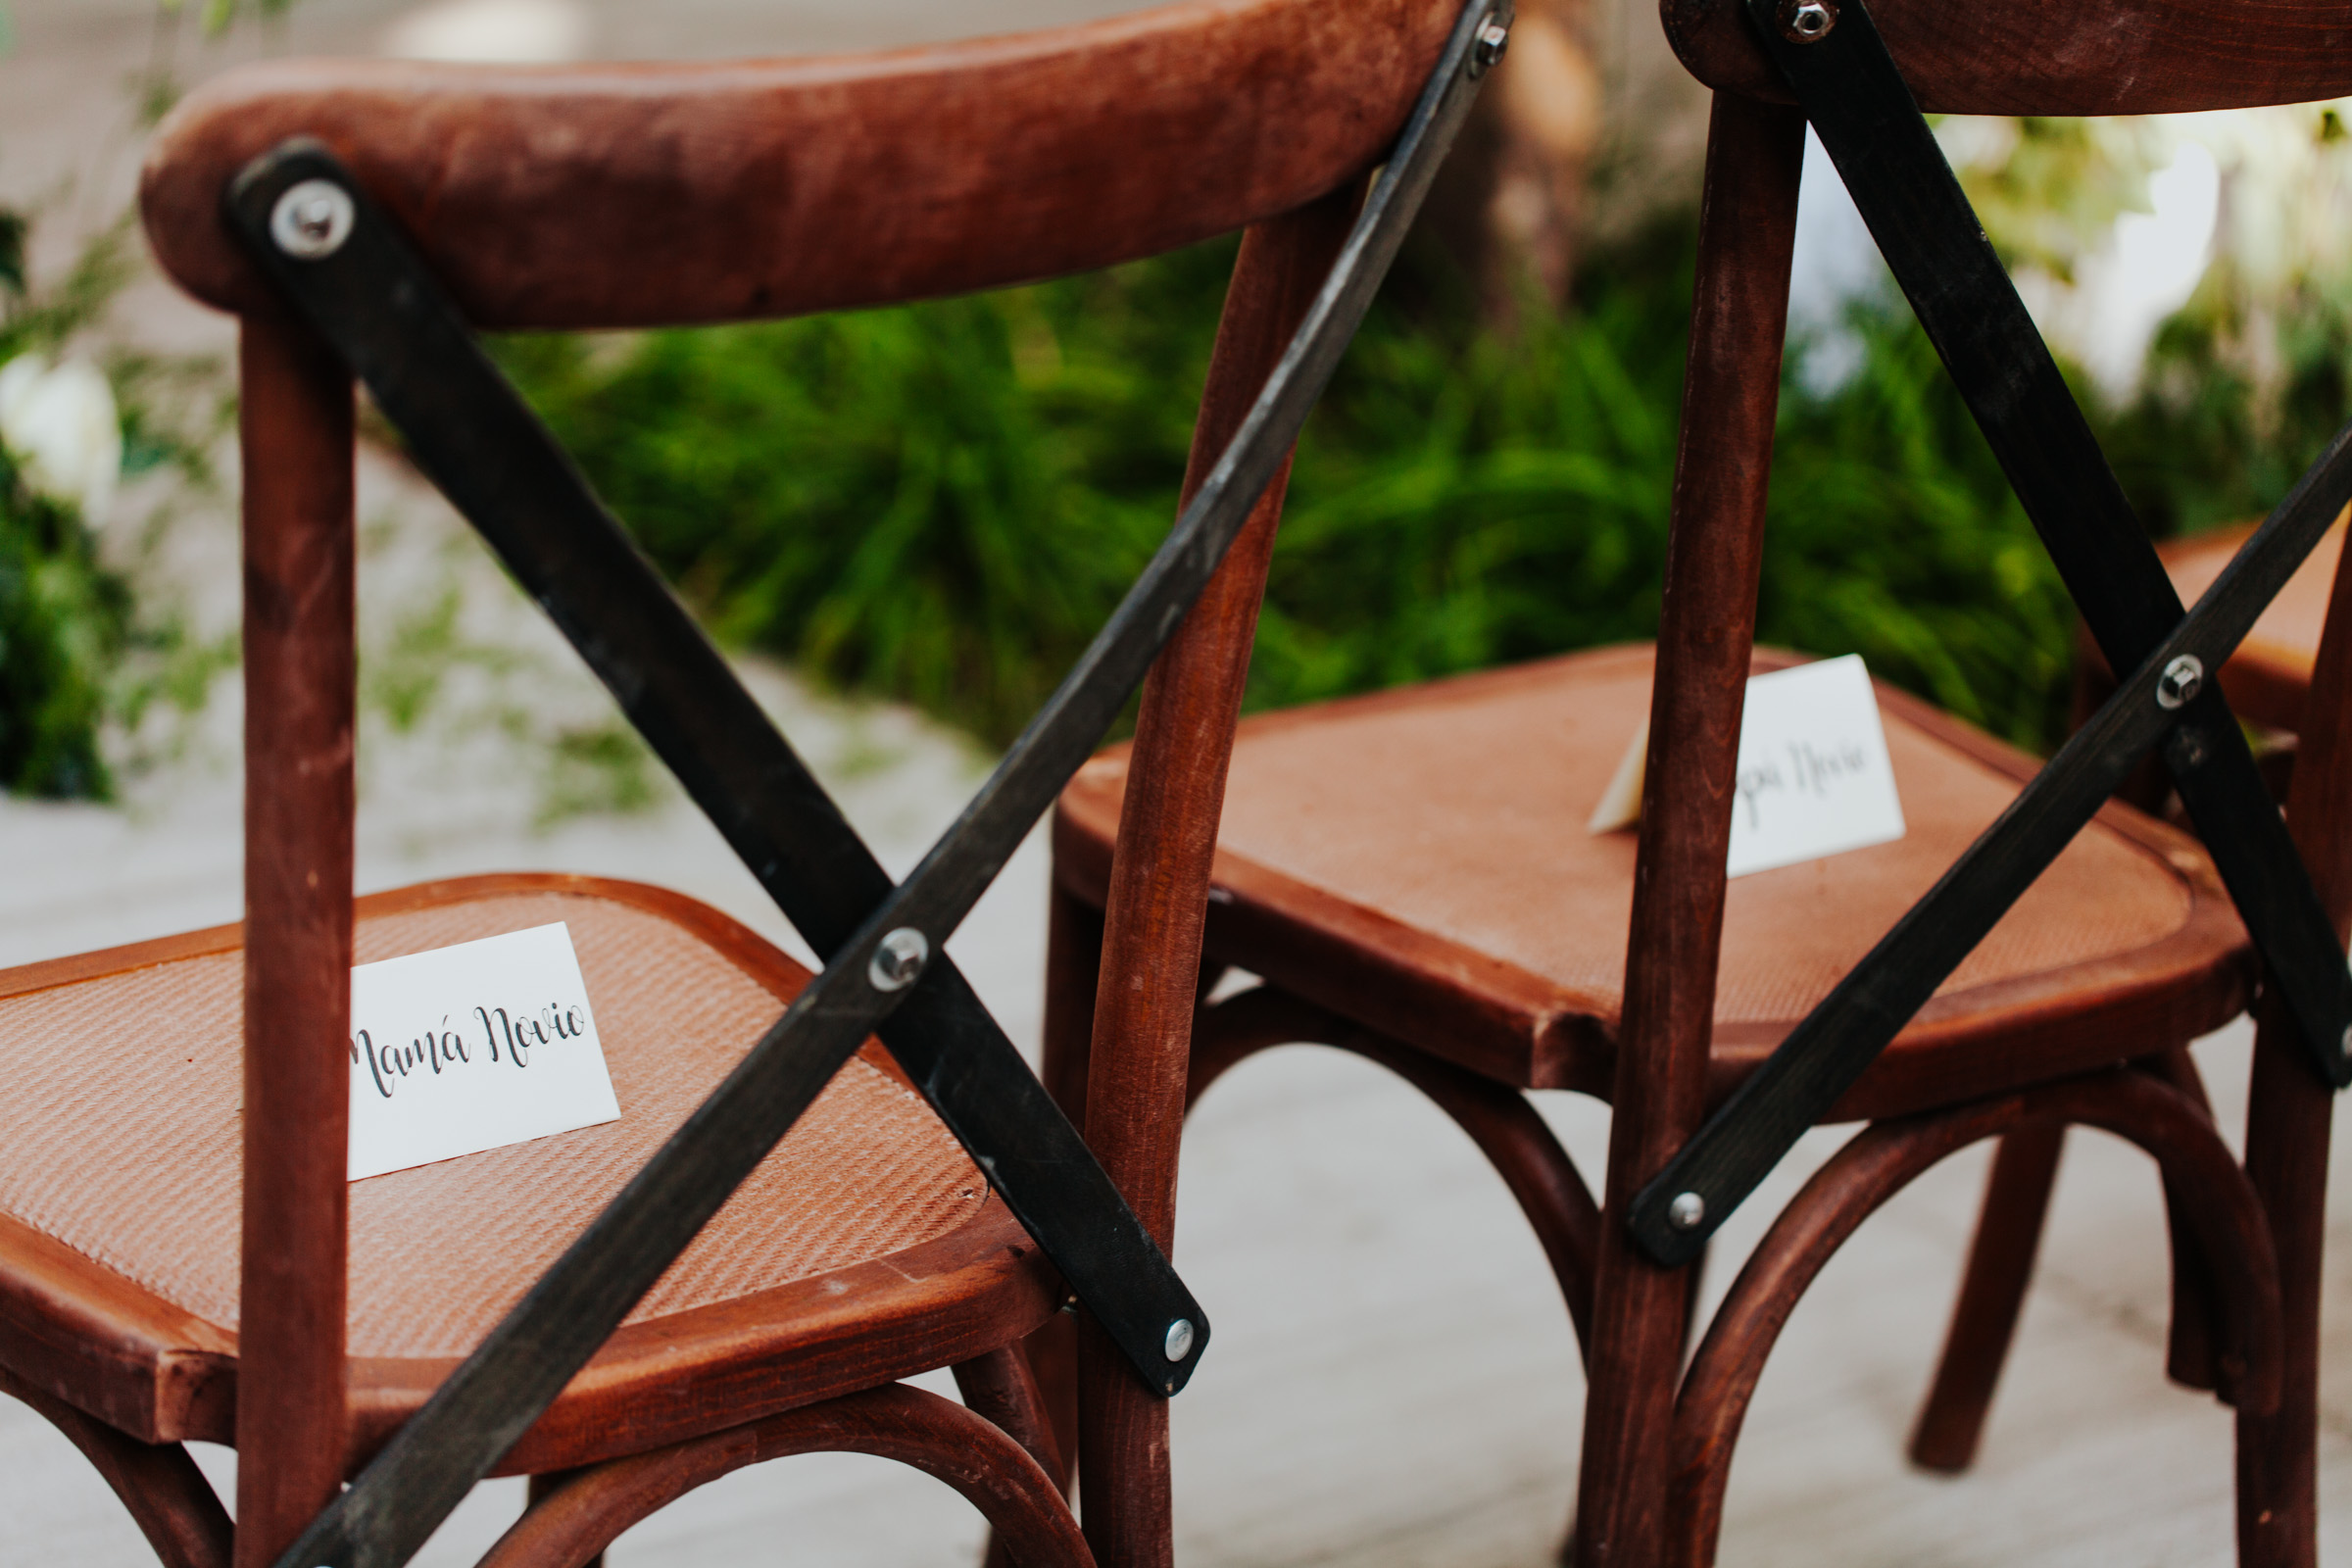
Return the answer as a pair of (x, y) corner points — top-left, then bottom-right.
(1724, 655), (1906, 876)
(1590, 654), (1907, 878)
(347, 922), (621, 1181)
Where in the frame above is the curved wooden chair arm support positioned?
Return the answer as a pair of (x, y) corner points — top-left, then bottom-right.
(139, 0), (1457, 330)
(477, 1380), (1091, 1568)
(1660, 0), (2352, 116)
(0, 1362), (232, 1568)
(1666, 1067), (2283, 1568)
(1189, 986), (1602, 1355)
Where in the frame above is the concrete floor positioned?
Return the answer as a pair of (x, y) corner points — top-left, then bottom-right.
(2, 1), (2350, 1564)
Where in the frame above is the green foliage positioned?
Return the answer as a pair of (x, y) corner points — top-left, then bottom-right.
(2102, 263), (2352, 544)
(0, 214), (202, 801)
(1768, 303), (2074, 749)
(503, 211), (2332, 759)
(497, 249), (1222, 744)
(0, 444), (129, 797)
(1947, 117), (2167, 285)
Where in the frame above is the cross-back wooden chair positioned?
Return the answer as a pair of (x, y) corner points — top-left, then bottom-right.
(1043, 0), (2352, 1563)
(0, 4), (1502, 1567)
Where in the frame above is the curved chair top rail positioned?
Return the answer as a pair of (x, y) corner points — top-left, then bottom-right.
(1664, 0), (2352, 116)
(142, 0), (1454, 330)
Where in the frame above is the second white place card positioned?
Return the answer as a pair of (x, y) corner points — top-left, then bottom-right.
(347, 922), (622, 1181)
(1724, 654), (1906, 877)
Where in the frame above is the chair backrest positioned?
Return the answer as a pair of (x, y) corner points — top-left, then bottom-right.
(136, 4), (1459, 1564)
(1578, 1), (2352, 1556)
(1661, 0), (2352, 114)
(143, 0), (1455, 327)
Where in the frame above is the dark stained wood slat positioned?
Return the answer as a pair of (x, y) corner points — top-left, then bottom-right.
(140, 0), (1457, 330)
(1662, 0), (2352, 116)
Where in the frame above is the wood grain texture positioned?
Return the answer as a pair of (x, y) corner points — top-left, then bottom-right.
(1660, 0), (2352, 115)
(1570, 92), (1803, 1568)
(139, 0), (1454, 330)
(476, 1383), (1092, 1568)
(1668, 1068), (2282, 1568)
(233, 310), (355, 1568)
(1077, 182), (1360, 1568)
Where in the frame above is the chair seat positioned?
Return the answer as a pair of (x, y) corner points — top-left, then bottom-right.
(1054, 645), (2252, 1119)
(0, 874), (1055, 1476)
(2159, 514), (2344, 731)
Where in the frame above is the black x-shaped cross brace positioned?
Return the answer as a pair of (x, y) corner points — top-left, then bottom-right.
(225, 4), (1508, 1564)
(1629, 0), (2352, 1268)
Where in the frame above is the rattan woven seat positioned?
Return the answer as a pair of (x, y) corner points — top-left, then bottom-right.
(0, 874), (1054, 1475)
(1054, 644), (2252, 1117)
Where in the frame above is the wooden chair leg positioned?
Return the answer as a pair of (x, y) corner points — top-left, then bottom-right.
(1075, 183), (1363, 1568)
(524, 1474), (601, 1568)
(2138, 1048), (2227, 1397)
(1019, 874), (1102, 1498)
(2236, 1001), (2331, 1568)
(957, 1347), (1067, 1568)
(1912, 1043), (2227, 1473)
(233, 309), (357, 1568)
(1909, 1121), (2066, 1472)
(1572, 89), (1804, 1568)
(0, 1364), (232, 1568)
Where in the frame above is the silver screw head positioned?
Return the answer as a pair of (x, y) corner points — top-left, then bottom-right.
(270, 178), (356, 260)
(867, 927), (929, 992)
(1667, 1191), (1706, 1231)
(2156, 653), (2204, 710)
(1778, 0), (1838, 41)
(1164, 1317), (1197, 1362)
(1469, 14), (1511, 74)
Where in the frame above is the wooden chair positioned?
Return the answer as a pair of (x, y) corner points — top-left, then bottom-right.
(0, 3), (1481, 1566)
(1046, 1), (2352, 1563)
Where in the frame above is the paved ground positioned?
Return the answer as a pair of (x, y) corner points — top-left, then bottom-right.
(3, 2), (2351, 1566)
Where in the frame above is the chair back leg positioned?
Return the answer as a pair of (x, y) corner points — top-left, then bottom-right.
(2236, 512), (2352, 1567)
(1570, 91), (1802, 1566)
(1075, 182), (1360, 1568)
(233, 310), (357, 1568)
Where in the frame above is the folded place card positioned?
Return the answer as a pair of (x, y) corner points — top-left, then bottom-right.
(347, 922), (621, 1181)
(1589, 654), (1907, 878)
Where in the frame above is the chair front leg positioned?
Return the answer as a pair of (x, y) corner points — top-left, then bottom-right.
(1911, 1043), (2227, 1474)
(1909, 1120), (2067, 1472)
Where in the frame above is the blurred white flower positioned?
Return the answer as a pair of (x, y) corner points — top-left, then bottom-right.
(382, 0), (587, 63)
(0, 353), (122, 525)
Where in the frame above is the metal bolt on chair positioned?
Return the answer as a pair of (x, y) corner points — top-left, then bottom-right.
(1042, 0), (2352, 1563)
(0, 2), (1506, 1567)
